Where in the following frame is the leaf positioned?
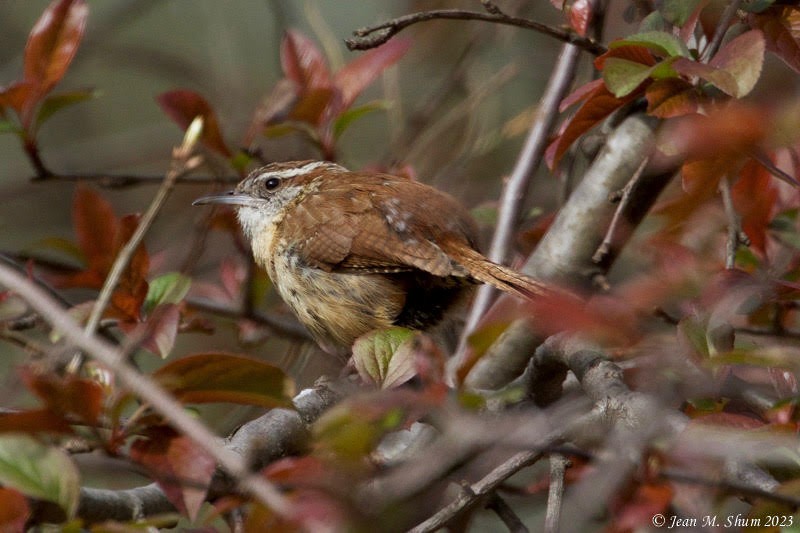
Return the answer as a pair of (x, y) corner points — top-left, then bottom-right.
(749, 8), (800, 73)
(157, 89), (232, 157)
(0, 409), (73, 435)
(0, 487), (30, 532)
(333, 38), (411, 111)
(568, 0), (593, 36)
(546, 82), (639, 169)
(602, 58), (658, 97)
(34, 87), (98, 131)
(154, 353), (295, 407)
(281, 30), (333, 91)
(332, 100), (390, 140)
(732, 158), (777, 256)
(129, 427), (215, 521)
(0, 81), (36, 116)
(0, 434), (79, 518)
(24, 0), (88, 95)
(108, 214), (150, 323)
(645, 78), (701, 118)
(709, 29), (765, 97)
(352, 327), (419, 389)
(144, 272), (191, 314)
(660, 0), (705, 26)
(55, 184), (119, 288)
(140, 304), (181, 358)
(609, 31), (690, 58)
(23, 370), (104, 425)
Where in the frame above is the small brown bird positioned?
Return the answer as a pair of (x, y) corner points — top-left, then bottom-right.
(194, 161), (548, 355)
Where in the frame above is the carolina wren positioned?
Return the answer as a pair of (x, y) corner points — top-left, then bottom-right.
(194, 161), (548, 355)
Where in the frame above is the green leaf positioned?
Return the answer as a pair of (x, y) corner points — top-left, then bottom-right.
(34, 88), (99, 131)
(352, 327), (418, 389)
(144, 272), (191, 314)
(602, 58), (655, 97)
(332, 100), (390, 140)
(741, 0), (776, 13)
(0, 434), (79, 518)
(610, 31), (690, 58)
(659, 0), (703, 26)
(639, 11), (666, 32)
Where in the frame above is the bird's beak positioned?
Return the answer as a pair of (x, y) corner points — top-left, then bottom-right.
(192, 192), (255, 207)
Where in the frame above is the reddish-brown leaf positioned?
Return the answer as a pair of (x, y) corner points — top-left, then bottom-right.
(23, 0), (88, 95)
(156, 89), (232, 157)
(0, 487), (30, 532)
(139, 303), (180, 358)
(568, 0), (592, 36)
(690, 412), (765, 429)
(0, 409), (73, 435)
(594, 44), (656, 71)
(264, 456), (331, 488)
(732, 158), (777, 256)
(281, 30), (332, 91)
(288, 86), (335, 125)
(333, 38), (411, 111)
(154, 353), (294, 407)
(558, 78), (604, 112)
(749, 7), (800, 73)
(546, 83), (638, 169)
(657, 104), (769, 164)
(645, 78), (701, 118)
(108, 214), (149, 323)
(70, 184), (118, 287)
(23, 370), (104, 425)
(0, 81), (36, 116)
(129, 427), (215, 520)
(613, 483), (673, 531)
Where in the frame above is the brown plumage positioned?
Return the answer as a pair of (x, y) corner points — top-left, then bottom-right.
(194, 161), (550, 355)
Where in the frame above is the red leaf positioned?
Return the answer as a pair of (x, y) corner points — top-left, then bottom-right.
(24, 0), (88, 95)
(139, 303), (180, 358)
(568, 0), (592, 36)
(333, 38), (411, 111)
(749, 7), (800, 73)
(645, 78), (702, 118)
(558, 78), (604, 112)
(0, 409), (73, 435)
(614, 483), (673, 530)
(594, 44), (656, 71)
(0, 81), (36, 116)
(130, 427), (215, 520)
(281, 30), (332, 91)
(157, 89), (232, 157)
(154, 353), (294, 407)
(108, 214), (149, 323)
(0, 487), (30, 532)
(546, 83), (638, 169)
(732, 158), (777, 256)
(23, 370), (104, 425)
(70, 183), (118, 287)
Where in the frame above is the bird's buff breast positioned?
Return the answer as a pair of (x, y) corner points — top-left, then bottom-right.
(269, 245), (405, 354)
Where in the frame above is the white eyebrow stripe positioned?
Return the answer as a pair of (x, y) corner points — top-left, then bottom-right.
(257, 161), (330, 180)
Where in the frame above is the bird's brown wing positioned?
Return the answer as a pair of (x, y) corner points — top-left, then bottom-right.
(278, 173), (476, 278)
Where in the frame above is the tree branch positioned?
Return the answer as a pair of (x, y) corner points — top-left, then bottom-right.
(0, 263), (291, 516)
(346, 9), (606, 56)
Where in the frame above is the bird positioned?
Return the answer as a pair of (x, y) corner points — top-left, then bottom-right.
(194, 160), (549, 356)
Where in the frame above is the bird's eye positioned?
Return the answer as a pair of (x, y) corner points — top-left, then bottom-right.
(264, 177), (281, 190)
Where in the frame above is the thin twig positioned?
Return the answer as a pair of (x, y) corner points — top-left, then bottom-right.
(186, 296), (311, 341)
(29, 172), (240, 189)
(661, 467), (800, 507)
(700, 0), (742, 62)
(719, 174), (747, 269)
(346, 9), (606, 56)
(0, 263), (292, 515)
(67, 122), (206, 373)
(408, 450), (544, 533)
(486, 493), (528, 533)
(454, 42), (582, 371)
(544, 454), (569, 533)
(592, 156), (649, 266)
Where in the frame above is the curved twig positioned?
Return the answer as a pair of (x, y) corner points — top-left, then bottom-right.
(346, 9), (606, 56)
